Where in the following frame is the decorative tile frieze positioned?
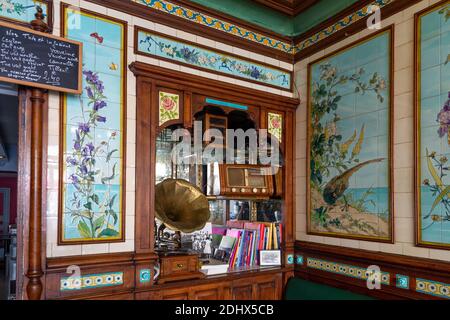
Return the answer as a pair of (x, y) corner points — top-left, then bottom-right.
(307, 257), (390, 285)
(294, 0), (394, 54)
(60, 272), (124, 291)
(296, 255), (304, 265)
(287, 254), (294, 265)
(136, 28), (292, 90)
(0, 0), (49, 24)
(132, 0), (398, 57)
(416, 278), (450, 299)
(133, 0), (293, 54)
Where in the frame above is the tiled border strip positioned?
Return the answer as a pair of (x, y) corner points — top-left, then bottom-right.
(60, 272), (124, 291)
(416, 278), (450, 299)
(294, 0), (395, 54)
(306, 257), (390, 285)
(135, 27), (292, 91)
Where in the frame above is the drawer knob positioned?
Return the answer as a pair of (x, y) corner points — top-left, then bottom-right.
(176, 263), (184, 269)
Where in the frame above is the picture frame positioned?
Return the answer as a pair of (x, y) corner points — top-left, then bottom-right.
(260, 250), (281, 266)
(306, 26), (394, 243)
(414, 0), (450, 250)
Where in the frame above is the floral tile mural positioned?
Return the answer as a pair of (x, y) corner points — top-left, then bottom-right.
(416, 2), (450, 249)
(0, 0), (48, 24)
(307, 29), (392, 242)
(159, 91), (180, 126)
(136, 28), (292, 91)
(268, 112), (283, 143)
(60, 6), (126, 243)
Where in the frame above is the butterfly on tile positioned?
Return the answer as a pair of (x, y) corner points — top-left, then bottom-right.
(90, 32), (104, 44)
(109, 62), (118, 71)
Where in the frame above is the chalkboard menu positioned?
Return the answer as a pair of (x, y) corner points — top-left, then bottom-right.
(0, 20), (82, 94)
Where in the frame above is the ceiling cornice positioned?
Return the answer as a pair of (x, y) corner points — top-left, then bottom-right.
(252, 0), (320, 16)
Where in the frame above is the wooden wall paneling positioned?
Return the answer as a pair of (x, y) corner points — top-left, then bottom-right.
(45, 253), (135, 299)
(295, 241), (450, 300)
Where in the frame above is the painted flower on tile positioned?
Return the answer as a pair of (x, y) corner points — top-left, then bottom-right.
(268, 112), (282, 143)
(159, 92), (180, 126)
(0, 0), (26, 15)
(65, 70), (121, 240)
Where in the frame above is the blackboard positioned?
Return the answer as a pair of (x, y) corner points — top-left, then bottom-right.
(0, 20), (82, 94)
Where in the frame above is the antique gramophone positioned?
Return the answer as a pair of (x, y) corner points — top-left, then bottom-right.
(154, 179), (210, 283)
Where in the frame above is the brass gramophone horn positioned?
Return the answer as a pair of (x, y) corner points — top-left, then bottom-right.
(155, 179), (211, 234)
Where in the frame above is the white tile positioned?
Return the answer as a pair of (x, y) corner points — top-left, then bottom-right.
(48, 108), (59, 136)
(379, 243), (403, 255)
(82, 243), (109, 255)
(47, 135), (59, 164)
(394, 92), (413, 120)
(154, 23), (177, 37)
(127, 119), (136, 143)
(126, 191), (135, 216)
(429, 249), (450, 262)
(403, 244), (429, 258)
(126, 167), (135, 192)
(127, 95), (136, 119)
(394, 143), (413, 169)
(394, 193), (414, 218)
(215, 42), (233, 53)
(176, 30), (196, 42)
(46, 217), (58, 244)
(125, 215), (135, 240)
(394, 117), (413, 144)
(279, 61), (294, 71)
(126, 142), (136, 168)
(394, 168), (414, 193)
(46, 190), (59, 218)
(395, 217), (414, 243)
(159, 60), (181, 71)
(196, 35), (215, 48)
(296, 214), (306, 232)
(109, 240), (134, 252)
(52, 244), (82, 257)
(340, 239), (360, 249)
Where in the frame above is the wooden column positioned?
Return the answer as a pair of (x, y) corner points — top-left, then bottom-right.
(25, 6), (48, 301)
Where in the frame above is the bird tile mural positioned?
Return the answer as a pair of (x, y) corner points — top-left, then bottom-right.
(307, 28), (393, 242)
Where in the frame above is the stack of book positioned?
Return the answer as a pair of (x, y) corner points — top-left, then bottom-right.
(226, 221), (282, 269)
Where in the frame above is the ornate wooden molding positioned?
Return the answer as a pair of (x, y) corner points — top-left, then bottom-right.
(129, 62), (299, 109)
(253, 0), (319, 16)
(295, 241), (450, 300)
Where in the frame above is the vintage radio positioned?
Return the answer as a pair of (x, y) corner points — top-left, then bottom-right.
(207, 164), (275, 197)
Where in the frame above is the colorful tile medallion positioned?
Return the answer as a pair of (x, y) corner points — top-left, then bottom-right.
(60, 272), (123, 291)
(416, 278), (450, 299)
(307, 258), (390, 285)
(0, 0), (48, 24)
(268, 112), (283, 143)
(416, 1), (450, 249)
(139, 269), (151, 283)
(60, 6), (126, 243)
(307, 29), (392, 241)
(396, 274), (409, 289)
(136, 28), (291, 90)
(159, 91), (180, 126)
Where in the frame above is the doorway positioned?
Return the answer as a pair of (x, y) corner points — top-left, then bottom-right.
(0, 82), (19, 300)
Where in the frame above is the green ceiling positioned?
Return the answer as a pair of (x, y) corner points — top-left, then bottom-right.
(187, 0), (360, 37)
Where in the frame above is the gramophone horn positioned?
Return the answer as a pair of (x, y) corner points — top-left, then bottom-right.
(155, 179), (211, 234)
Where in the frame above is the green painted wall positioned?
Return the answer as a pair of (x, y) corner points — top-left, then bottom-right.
(293, 0), (360, 35)
(187, 0), (361, 37)
(188, 0), (293, 35)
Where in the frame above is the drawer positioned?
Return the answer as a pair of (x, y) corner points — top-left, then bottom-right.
(168, 259), (189, 273)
